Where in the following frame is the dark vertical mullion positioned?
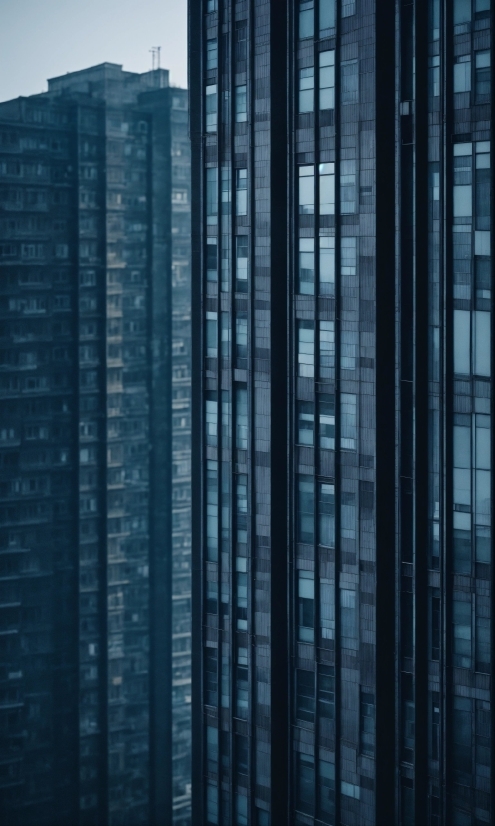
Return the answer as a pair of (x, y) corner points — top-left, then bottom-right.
(436, 1), (446, 820)
(226, 3), (235, 822)
(189, 0), (204, 821)
(490, 0), (495, 816)
(413, 0), (430, 821)
(312, 3), (321, 804)
(269, 1), (289, 822)
(289, 2), (297, 820)
(246, 0), (255, 820)
(313, 5), (321, 820)
(333, 3), (342, 824)
(441, 0), (454, 820)
(375, 1), (397, 823)
(398, 1), (415, 819)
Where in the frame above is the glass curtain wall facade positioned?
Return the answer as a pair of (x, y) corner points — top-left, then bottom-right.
(190, 1), (493, 824)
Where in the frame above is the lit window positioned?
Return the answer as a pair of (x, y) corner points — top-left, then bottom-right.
(319, 395), (335, 450)
(299, 67), (314, 113)
(319, 235), (335, 295)
(454, 0), (472, 25)
(454, 56), (471, 93)
(320, 0), (336, 34)
(341, 393), (357, 449)
(206, 84), (217, 132)
(320, 580), (335, 640)
(206, 391), (218, 446)
(297, 400), (314, 446)
(299, 0), (314, 39)
(297, 576), (314, 638)
(298, 321), (314, 377)
(236, 168), (247, 215)
(235, 85), (247, 122)
(206, 311), (218, 357)
(236, 235), (248, 292)
(319, 51), (335, 110)
(319, 163), (335, 215)
(298, 237), (315, 294)
(206, 167), (218, 224)
(299, 165), (315, 214)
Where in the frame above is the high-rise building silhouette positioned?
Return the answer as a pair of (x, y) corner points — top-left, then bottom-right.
(0, 63), (191, 826)
(189, 1), (493, 824)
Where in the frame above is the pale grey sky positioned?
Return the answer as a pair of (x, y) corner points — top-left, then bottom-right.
(0, 0), (187, 102)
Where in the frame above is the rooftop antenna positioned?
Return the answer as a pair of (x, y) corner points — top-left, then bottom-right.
(149, 47), (162, 86)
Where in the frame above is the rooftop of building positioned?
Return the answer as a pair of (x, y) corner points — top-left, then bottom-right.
(0, 62), (184, 120)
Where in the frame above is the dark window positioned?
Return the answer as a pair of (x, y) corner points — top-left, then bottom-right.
(297, 476), (314, 543)
(453, 597), (472, 669)
(341, 59), (358, 104)
(453, 696), (472, 783)
(236, 734), (248, 775)
(206, 38), (218, 71)
(475, 596), (490, 672)
(206, 579), (217, 614)
(207, 238), (217, 281)
(296, 752), (314, 814)
(235, 21), (247, 62)
(206, 460), (218, 561)
(430, 692), (440, 760)
(318, 481), (335, 547)
(206, 725), (218, 774)
(402, 674), (414, 763)
(296, 669), (315, 723)
(360, 691), (375, 756)
(318, 665), (335, 719)
(430, 589), (440, 661)
(318, 759), (335, 820)
(205, 647), (218, 706)
(235, 312), (248, 363)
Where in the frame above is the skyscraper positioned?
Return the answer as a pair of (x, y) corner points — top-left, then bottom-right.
(0, 63), (191, 826)
(189, 1), (493, 824)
